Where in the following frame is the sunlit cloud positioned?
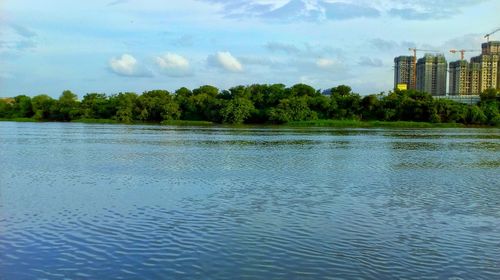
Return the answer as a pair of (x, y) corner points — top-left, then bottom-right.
(109, 54), (152, 77)
(155, 53), (192, 77)
(207, 51), (244, 72)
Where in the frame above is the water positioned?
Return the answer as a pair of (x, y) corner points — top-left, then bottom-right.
(1, 122), (499, 279)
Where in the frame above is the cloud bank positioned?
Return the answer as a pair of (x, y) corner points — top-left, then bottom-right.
(200, 0), (489, 21)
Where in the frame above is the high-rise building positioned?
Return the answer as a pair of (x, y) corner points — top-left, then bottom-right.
(416, 54), (447, 96)
(394, 56), (416, 90)
(448, 42), (500, 95)
(469, 62), (481, 94)
(471, 54), (499, 93)
(482, 41), (500, 55)
(449, 60), (470, 95)
(473, 41), (500, 93)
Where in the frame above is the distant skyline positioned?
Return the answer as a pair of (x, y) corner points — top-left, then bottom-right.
(0, 0), (499, 97)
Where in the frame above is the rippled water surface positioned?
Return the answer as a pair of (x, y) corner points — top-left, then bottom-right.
(1, 122), (500, 279)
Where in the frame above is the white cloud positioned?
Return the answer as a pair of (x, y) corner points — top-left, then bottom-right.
(208, 51), (244, 72)
(316, 58), (335, 69)
(155, 53), (191, 77)
(109, 54), (151, 77)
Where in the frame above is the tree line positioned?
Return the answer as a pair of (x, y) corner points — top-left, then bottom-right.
(1, 84), (499, 126)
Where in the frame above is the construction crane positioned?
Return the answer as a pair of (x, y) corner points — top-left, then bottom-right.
(408, 48), (441, 88)
(485, 28), (500, 42)
(449, 49), (480, 60)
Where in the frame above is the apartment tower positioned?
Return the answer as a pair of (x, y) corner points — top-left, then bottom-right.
(394, 56), (416, 90)
(449, 60), (470, 95)
(449, 41), (500, 95)
(416, 54), (447, 96)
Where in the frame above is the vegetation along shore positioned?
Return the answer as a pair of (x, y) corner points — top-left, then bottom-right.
(1, 84), (499, 127)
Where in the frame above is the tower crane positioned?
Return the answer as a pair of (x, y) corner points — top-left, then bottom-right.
(449, 49), (480, 60)
(408, 48), (441, 88)
(485, 28), (500, 42)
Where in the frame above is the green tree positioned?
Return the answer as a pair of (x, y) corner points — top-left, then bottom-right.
(12, 95), (33, 118)
(331, 85), (352, 96)
(180, 85), (222, 122)
(0, 99), (13, 118)
(53, 90), (80, 121)
(221, 97), (255, 124)
(268, 97), (317, 123)
(466, 105), (487, 124)
(480, 88), (499, 102)
(111, 92), (138, 123)
(136, 90), (180, 122)
(361, 94), (380, 120)
(288, 83), (318, 97)
(31, 94), (55, 120)
(81, 93), (113, 119)
(308, 94), (331, 119)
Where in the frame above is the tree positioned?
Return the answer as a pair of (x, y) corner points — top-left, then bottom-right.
(111, 92), (138, 123)
(81, 93), (113, 119)
(54, 90), (80, 121)
(12, 95), (33, 118)
(31, 95), (55, 120)
(136, 90), (180, 122)
(268, 97), (317, 123)
(221, 98), (255, 124)
(0, 99), (13, 118)
(361, 94), (380, 120)
(179, 85), (222, 122)
(308, 95), (331, 119)
(331, 85), (352, 96)
(480, 88), (499, 102)
(466, 105), (487, 124)
(288, 83), (318, 97)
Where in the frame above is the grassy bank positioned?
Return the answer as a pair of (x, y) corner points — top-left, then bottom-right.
(74, 119), (214, 126)
(71, 118), (120, 124)
(161, 120), (214, 126)
(2, 118), (492, 128)
(0, 117), (39, 122)
(286, 119), (467, 128)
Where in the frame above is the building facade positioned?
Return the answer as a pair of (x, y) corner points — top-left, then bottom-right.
(449, 60), (470, 95)
(394, 56), (416, 90)
(416, 54), (447, 96)
(449, 41), (500, 95)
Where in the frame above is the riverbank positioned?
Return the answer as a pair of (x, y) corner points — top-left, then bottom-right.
(286, 120), (469, 128)
(2, 117), (493, 128)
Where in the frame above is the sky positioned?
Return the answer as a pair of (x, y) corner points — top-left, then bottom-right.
(0, 0), (499, 97)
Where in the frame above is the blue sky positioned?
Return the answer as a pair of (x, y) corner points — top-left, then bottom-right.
(0, 0), (499, 97)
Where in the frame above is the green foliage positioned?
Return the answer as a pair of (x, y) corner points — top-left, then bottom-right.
(53, 90), (80, 121)
(268, 97), (317, 123)
(1, 85), (499, 126)
(0, 99), (13, 118)
(31, 94), (55, 120)
(480, 88), (499, 102)
(81, 93), (114, 119)
(175, 85), (221, 121)
(136, 90), (180, 122)
(221, 98), (255, 124)
(111, 92), (138, 123)
(12, 95), (34, 118)
(466, 105), (487, 124)
(330, 85), (361, 119)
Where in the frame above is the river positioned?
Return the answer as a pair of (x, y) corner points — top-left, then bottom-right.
(0, 122), (499, 279)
